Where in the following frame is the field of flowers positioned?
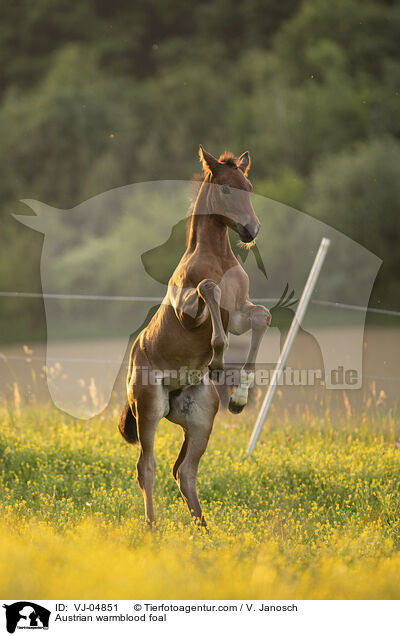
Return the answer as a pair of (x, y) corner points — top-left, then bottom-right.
(0, 394), (399, 600)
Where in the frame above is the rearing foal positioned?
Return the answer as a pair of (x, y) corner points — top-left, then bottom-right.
(119, 146), (271, 527)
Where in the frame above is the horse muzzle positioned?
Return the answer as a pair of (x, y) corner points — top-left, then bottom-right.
(237, 221), (260, 243)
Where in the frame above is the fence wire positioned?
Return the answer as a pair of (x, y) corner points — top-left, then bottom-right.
(1, 290), (399, 383)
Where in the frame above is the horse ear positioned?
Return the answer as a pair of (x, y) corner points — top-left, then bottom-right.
(237, 151), (251, 176)
(199, 145), (220, 175)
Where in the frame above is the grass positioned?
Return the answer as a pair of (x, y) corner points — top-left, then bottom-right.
(0, 394), (400, 599)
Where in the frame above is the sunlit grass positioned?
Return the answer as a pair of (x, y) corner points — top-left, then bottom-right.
(0, 397), (399, 599)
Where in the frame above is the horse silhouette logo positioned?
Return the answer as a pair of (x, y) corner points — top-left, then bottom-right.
(13, 181), (381, 418)
(3, 602), (51, 633)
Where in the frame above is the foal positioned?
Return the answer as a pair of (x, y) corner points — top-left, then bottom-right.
(119, 146), (271, 527)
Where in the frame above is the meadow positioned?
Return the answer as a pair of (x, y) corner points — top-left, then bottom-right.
(0, 390), (399, 600)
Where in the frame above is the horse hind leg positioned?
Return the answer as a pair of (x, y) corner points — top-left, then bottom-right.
(176, 426), (212, 527)
(118, 401), (139, 444)
(173, 434), (188, 481)
(167, 382), (219, 527)
(134, 386), (169, 527)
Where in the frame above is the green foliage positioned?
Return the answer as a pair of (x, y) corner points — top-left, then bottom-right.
(0, 44), (126, 209)
(256, 169), (305, 209)
(305, 137), (400, 305)
(0, 0), (399, 343)
(275, 0), (399, 83)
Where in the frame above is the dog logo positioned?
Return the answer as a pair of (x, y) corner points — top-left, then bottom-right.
(3, 602), (51, 633)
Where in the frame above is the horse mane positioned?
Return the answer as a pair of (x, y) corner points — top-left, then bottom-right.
(199, 150), (238, 177)
(218, 151), (238, 167)
(186, 175), (202, 244)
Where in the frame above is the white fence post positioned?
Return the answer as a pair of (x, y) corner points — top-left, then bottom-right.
(246, 237), (331, 457)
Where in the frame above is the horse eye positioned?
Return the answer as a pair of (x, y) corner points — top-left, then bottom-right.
(221, 185), (230, 195)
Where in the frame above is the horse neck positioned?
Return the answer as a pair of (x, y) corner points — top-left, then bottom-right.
(186, 179), (233, 258)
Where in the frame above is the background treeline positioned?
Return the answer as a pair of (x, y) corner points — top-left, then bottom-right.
(0, 0), (399, 342)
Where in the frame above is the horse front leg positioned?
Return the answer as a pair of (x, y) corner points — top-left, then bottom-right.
(229, 302), (271, 414)
(169, 279), (227, 370)
(197, 279), (228, 371)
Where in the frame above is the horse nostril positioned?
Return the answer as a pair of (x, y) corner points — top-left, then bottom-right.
(237, 224), (253, 242)
(238, 222), (259, 242)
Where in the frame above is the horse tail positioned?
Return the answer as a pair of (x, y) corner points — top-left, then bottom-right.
(118, 401), (139, 445)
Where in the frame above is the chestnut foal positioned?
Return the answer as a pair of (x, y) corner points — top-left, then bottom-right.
(119, 146), (271, 527)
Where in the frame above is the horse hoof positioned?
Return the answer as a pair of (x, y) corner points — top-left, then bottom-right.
(228, 398), (245, 414)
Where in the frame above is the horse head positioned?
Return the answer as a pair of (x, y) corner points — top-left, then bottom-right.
(198, 145), (260, 244)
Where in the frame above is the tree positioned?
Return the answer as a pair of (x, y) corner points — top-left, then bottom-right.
(305, 137), (400, 306)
